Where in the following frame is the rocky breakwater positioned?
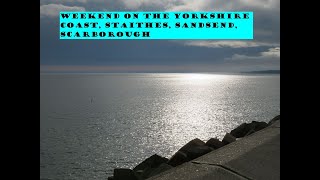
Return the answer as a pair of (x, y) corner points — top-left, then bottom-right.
(107, 115), (280, 180)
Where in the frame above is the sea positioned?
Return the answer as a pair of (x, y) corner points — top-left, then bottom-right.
(40, 73), (280, 179)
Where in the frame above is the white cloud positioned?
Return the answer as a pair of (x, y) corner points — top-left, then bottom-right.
(121, 0), (145, 9)
(219, 47), (280, 71)
(120, 0), (279, 11)
(119, 0), (279, 48)
(227, 47), (280, 61)
(40, 0), (279, 50)
(63, 0), (87, 3)
(166, 0), (211, 11)
(183, 41), (279, 48)
(261, 47), (280, 57)
(120, 0), (175, 10)
(40, 4), (85, 18)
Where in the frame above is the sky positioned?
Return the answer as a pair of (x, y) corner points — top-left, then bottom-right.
(40, 0), (280, 73)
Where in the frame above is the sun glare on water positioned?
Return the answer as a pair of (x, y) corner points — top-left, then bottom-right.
(178, 73), (230, 83)
(182, 73), (212, 80)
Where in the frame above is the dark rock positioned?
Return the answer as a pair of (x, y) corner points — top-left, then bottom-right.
(246, 121), (268, 136)
(268, 115), (280, 125)
(168, 138), (208, 166)
(167, 151), (190, 167)
(184, 145), (213, 160)
(135, 170), (144, 177)
(113, 168), (140, 180)
(245, 128), (257, 136)
(107, 176), (114, 180)
(252, 121), (268, 131)
(133, 154), (168, 173)
(222, 133), (237, 145)
(178, 138), (206, 153)
(230, 121), (268, 138)
(205, 138), (224, 149)
(230, 123), (250, 138)
(141, 163), (173, 179)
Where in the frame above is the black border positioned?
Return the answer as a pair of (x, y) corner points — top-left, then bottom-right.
(2, 1), (39, 178)
(2, 0), (306, 179)
(280, 1), (317, 179)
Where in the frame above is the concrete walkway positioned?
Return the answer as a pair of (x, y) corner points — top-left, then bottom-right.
(148, 121), (280, 180)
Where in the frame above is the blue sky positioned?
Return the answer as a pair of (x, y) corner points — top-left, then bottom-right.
(40, 0), (280, 73)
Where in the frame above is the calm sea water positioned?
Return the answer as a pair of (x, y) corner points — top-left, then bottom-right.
(40, 73), (280, 180)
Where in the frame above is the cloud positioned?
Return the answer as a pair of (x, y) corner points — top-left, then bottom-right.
(120, 0), (177, 10)
(229, 47), (280, 60)
(121, 0), (145, 9)
(232, 47), (280, 60)
(183, 41), (279, 48)
(119, 0), (279, 48)
(62, 0), (87, 3)
(120, 0), (279, 11)
(40, 0), (280, 71)
(120, 0), (209, 11)
(223, 47), (280, 70)
(40, 4), (85, 18)
(261, 47), (280, 58)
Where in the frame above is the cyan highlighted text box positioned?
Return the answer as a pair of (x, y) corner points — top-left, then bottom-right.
(60, 12), (253, 39)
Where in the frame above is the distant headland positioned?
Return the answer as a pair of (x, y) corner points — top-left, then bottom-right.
(241, 70), (280, 74)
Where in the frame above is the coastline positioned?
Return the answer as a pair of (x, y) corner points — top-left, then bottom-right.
(108, 115), (280, 180)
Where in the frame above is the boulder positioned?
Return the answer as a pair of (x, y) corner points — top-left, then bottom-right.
(230, 123), (251, 138)
(141, 163), (173, 179)
(222, 133), (237, 145)
(167, 138), (210, 166)
(184, 145), (213, 160)
(252, 121), (268, 131)
(135, 170), (144, 176)
(245, 128), (257, 136)
(205, 138), (224, 149)
(167, 151), (190, 167)
(178, 138), (206, 153)
(268, 115), (280, 125)
(113, 168), (140, 180)
(230, 121), (268, 138)
(107, 176), (114, 180)
(133, 154), (168, 173)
